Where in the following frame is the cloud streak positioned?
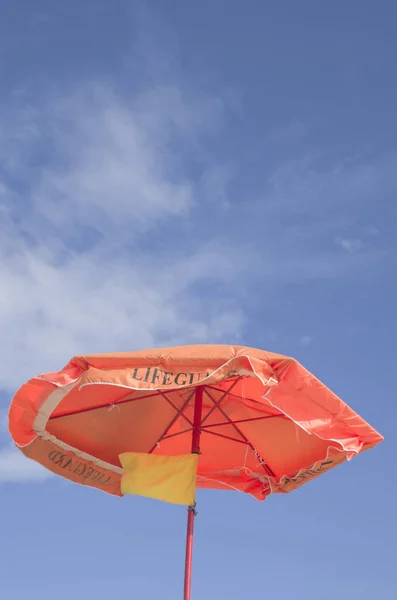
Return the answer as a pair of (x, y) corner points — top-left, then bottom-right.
(0, 445), (52, 483)
(1, 82), (394, 395)
(0, 81), (247, 396)
(0, 73), (249, 481)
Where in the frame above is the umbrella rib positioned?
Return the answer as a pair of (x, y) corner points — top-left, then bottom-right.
(161, 427), (193, 442)
(157, 390), (194, 427)
(49, 389), (163, 420)
(202, 429), (249, 446)
(203, 414), (284, 428)
(204, 381), (267, 406)
(200, 378), (241, 426)
(203, 388), (277, 478)
(148, 390), (195, 454)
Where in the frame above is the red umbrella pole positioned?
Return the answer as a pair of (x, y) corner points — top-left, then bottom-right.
(183, 386), (204, 600)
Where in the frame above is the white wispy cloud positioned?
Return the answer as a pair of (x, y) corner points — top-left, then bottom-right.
(300, 336), (313, 347)
(1, 408), (51, 482)
(265, 120), (308, 144)
(263, 152), (396, 220)
(1, 86), (393, 397)
(0, 81), (246, 399)
(335, 237), (364, 254)
(244, 148), (394, 286)
(0, 75), (249, 481)
(0, 445), (52, 482)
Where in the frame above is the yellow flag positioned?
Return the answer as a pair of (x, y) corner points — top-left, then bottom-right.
(119, 452), (198, 506)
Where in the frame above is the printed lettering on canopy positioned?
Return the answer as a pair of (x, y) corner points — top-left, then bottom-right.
(48, 451), (112, 485)
(131, 367), (242, 387)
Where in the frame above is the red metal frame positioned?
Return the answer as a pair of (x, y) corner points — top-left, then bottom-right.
(49, 389), (163, 420)
(148, 391), (196, 454)
(203, 387), (276, 478)
(200, 378), (240, 425)
(183, 385), (203, 600)
(49, 377), (279, 599)
(203, 414), (284, 427)
(202, 428), (248, 445)
(157, 390), (194, 427)
(161, 427), (193, 442)
(49, 387), (195, 421)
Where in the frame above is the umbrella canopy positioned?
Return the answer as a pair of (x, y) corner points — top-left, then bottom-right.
(9, 344), (382, 497)
(8, 344), (383, 598)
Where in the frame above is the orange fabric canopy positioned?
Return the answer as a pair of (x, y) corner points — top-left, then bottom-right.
(8, 344), (383, 501)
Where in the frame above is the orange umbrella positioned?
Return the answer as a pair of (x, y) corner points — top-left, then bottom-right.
(8, 344), (383, 598)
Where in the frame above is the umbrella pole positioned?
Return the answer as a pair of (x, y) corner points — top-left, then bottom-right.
(183, 385), (204, 600)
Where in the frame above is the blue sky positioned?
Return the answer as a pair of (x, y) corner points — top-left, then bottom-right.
(0, 1), (396, 598)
